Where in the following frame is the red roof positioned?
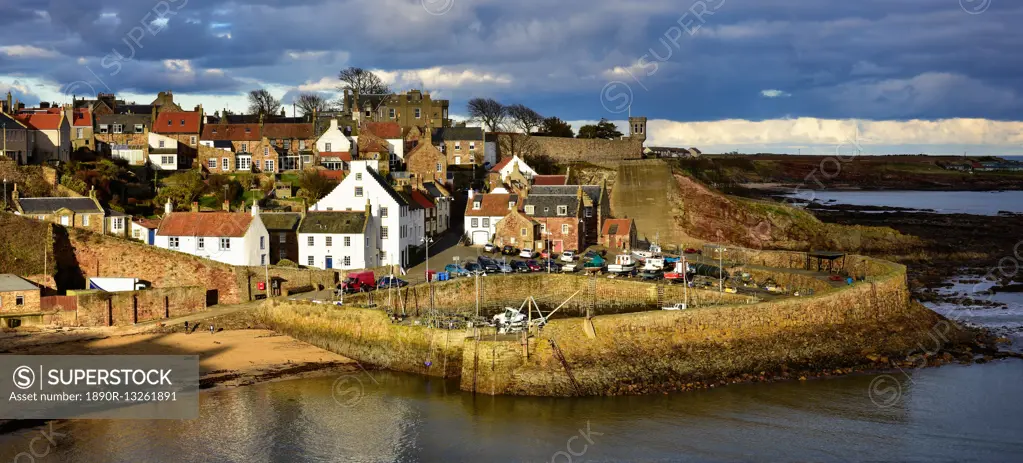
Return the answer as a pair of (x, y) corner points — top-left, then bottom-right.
(532, 175), (567, 186)
(156, 212), (254, 237)
(362, 122), (402, 139)
(72, 109), (92, 127)
(361, 138), (389, 153)
(465, 193), (517, 217)
(133, 217), (162, 229)
(319, 170), (345, 181)
(320, 152), (352, 161)
(13, 113), (63, 131)
(490, 157), (513, 173)
(155, 111), (201, 134)
(601, 218), (634, 236)
(410, 190), (436, 209)
(263, 123), (314, 140)
(202, 124), (261, 141)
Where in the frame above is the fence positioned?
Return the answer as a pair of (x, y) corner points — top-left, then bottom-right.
(40, 295), (77, 311)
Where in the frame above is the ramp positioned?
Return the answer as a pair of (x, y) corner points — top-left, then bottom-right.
(610, 160), (685, 245)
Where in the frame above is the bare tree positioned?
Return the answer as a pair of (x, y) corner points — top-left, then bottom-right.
(467, 98), (507, 132)
(248, 89), (281, 116)
(337, 67), (391, 95)
(506, 104), (544, 134)
(295, 93), (330, 116)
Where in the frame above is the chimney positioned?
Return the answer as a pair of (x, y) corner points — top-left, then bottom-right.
(300, 197), (308, 217)
(5, 91), (10, 114)
(11, 183), (19, 202)
(191, 201), (199, 212)
(88, 185), (96, 199)
(329, 119), (338, 131)
(468, 188), (474, 200)
(40, 102), (50, 109)
(251, 201), (259, 217)
(164, 199), (173, 215)
(565, 166), (571, 184)
(223, 200), (230, 212)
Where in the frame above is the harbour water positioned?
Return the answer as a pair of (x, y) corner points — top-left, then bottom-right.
(786, 190), (1023, 215)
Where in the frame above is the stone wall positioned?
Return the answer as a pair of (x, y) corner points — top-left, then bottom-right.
(75, 286), (206, 326)
(496, 134), (643, 164)
(239, 266), (337, 299)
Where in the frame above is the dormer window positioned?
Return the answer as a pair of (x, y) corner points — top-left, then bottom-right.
(557, 205), (568, 216)
(180, 119), (185, 126)
(473, 201), (481, 210)
(212, 128), (217, 134)
(525, 205), (534, 215)
(245, 127), (251, 133)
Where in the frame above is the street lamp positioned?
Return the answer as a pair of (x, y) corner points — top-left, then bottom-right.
(2, 177), (6, 211)
(719, 246), (727, 293)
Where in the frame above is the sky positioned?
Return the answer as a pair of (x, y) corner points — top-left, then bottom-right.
(1, 0), (1021, 155)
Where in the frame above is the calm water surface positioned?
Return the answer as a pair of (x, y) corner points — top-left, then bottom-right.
(786, 190), (1023, 215)
(1, 363), (1022, 463)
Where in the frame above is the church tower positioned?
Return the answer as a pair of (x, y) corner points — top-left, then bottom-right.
(629, 116), (647, 144)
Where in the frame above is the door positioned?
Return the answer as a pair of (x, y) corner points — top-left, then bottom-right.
(471, 230), (490, 245)
(553, 240), (564, 253)
(325, 256), (333, 269)
(148, 229), (155, 245)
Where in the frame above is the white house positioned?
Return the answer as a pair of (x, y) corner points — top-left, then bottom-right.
(298, 211), (375, 270)
(463, 190), (518, 245)
(155, 201), (270, 266)
(490, 155), (537, 183)
(131, 218), (161, 245)
(148, 132), (179, 170)
(316, 119), (353, 155)
(311, 161), (424, 268)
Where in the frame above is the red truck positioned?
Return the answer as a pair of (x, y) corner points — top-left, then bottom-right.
(341, 271), (376, 293)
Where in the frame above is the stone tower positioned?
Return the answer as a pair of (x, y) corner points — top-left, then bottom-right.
(629, 116), (647, 144)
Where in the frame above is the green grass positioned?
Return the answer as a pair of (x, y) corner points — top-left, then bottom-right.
(279, 173), (301, 187)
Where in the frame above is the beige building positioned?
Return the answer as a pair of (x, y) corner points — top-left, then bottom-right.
(13, 110), (71, 164)
(1, 112), (32, 165)
(12, 186), (128, 237)
(343, 89), (450, 130)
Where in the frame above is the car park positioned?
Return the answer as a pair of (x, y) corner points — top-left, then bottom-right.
(478, 256), (500, 273)
(444, 264), (469, 277)
(525, 259), (544, 272)
(464, 262), (483, 273)
(684, 248), (701, 255)
(340, 271), (376, 293)
(541, 260), (563, 272)
(497, 261), (514, 273)
(560, 251), (576, 262)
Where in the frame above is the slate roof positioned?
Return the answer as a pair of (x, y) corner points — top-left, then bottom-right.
(423, 181), (449, 198)
(224, 114), (307, 124)
(465, 193), (518, 217)
(432, 127), (483, 143)
(0, 112), (26, 129)
(298, 211), (367, 235)
(96, 113), (151, 127)
(365, 165), (408, 206)
(529, 185), (601, 204)
(154, 111), (201, 134)
(18, 197), (102, 214)
(523, 195), (579, 218)
(0, 274), (38, 292)
(202, 124), (261, 141)
(602, 218), (633, 236)
(260, 212), (302, 231)
(115, 104), (155, 115)
(157, 212), (254, 237)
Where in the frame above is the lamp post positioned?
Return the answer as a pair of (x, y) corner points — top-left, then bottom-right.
(424, 236), (434, 310)
(719, 246), (726, 293)
(2, 177), (6, 211)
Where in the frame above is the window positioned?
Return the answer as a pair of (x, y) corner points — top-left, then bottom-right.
(344, 236), (351, 246)
(562, 224), (570, 234)
(219, 238), (230, 250)
(482, 218), (490, 227)
(208, 159), (217, 169)
(264, 147), (270, 156)
(455, 142), (461, 151)
(169, 237), (180, 249)
(470, 142), (476, 151)
(521, 228), (527, 236)
(197, 238), (205, 250)
(136, 124), (145, 133)
(436, 163), (442, 172)
(473, 201), (481, 210)
(299, 140), (306, 150)
(76, 128), (83, 138)
(82, 215), (90, 226)
(212, 128), (217, 134)
(302, 155), (311, 164)
(380, 250), (386, 260)
(133, 229), (141, 239)
(113, 218), (124, 230)
(284, 140), (291, 150)
(241, 143), (248, 152)
(557, 205), (568, 216)
(541, 223), (547, 234)
(455, 156), (461, 165)
(380, 207), (388, 218)
(325, 142), (331, 152)
(99, 125), (108, 133)
(158, 140), (165, 148)
(237, 157), (251, 170)
(414, 108), (421, 119)
(307, 236), (314, 246)
(355, 173), (362, 181)
(280, 249), (287, 259)
(180, 119), (185, 126)
(355, 187), (363, 197)
(471, 218), (479, 228)
(260, 236), (266, 250)
(381, 227), (389, 239)
(161, 156), (174, 165)
(585, 208), (593, 218)
(222, 158), (229, 170)
(261, 254), (266, 266)
(279, 233), (286, 243)
(16, 296), (24, 306)
(525, 205), (534, 215)
(325, 237), (332, 247)
(190, 136), (197, 145)
(265, 160), (275, 172)
(307, 256), (314, 265)
(344, 256), (351, 266)
(167, 120), (172, 126)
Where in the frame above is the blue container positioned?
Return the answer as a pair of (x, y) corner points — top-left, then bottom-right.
(438, 272), (450, 281)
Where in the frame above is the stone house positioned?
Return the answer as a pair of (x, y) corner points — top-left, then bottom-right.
(404, 132), (447, 184)
(12, 187), (127, 236)
(0, 274), (41, 318)
(95, 113), (152, 165)
(263, 122), (316, 171)
(70, 108), (93, 151)
(343, 89), (450, 129)
(600, 218), (637, 250)
(199, 123), (262, 172)
(404, 125), (426, 153)
(528, 183), (609, 247)
(13, 110), (71, 164)
(493, 210), (540, 251)
(153, 110), (202, 155)
(1, 112), (32, 165)
(522, 189), (585, 253)
(433, 127), (484, 166)
(360, 121), (404, 165)
(260, 212), (303, 264)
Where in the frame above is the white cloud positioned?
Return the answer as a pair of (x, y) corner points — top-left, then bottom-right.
(163, 60), (194, 74)
(297, 76), (338, 92)
(760, 89), (791, 98)
(0, 45), (59, 59)
(376, 67), (513, 90)
(286, 50), (329, 60)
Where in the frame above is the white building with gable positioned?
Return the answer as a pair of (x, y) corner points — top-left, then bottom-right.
(154, 201), (270, 266)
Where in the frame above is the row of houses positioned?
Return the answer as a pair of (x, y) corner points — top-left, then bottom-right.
(941, 160), (1023, 172)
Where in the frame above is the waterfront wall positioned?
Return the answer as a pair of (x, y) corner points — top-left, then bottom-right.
(261, 302), (466, 378)
(75, 286), (207, 326)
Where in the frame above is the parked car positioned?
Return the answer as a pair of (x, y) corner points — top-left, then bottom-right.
(560, 251), (576, 262)
(484, 243), (496, 253)
(501, 245), (519, 256)
(464, 262), (482, 273)
(525, 259), (544, 272)
(519, 248), (536, 259)
(444, 264), (469, 277)
(540, 250), (553, 259)
(497, 261), (514, 273)
(510, 260), (530, 273)
(478, 256), (500, 273)
(562, 262), (579, 273)
(684, 248), (701, 255)
(541, 260), (563, 272)
(377, 276), (409, 289)
(341, 271), (376, 293)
